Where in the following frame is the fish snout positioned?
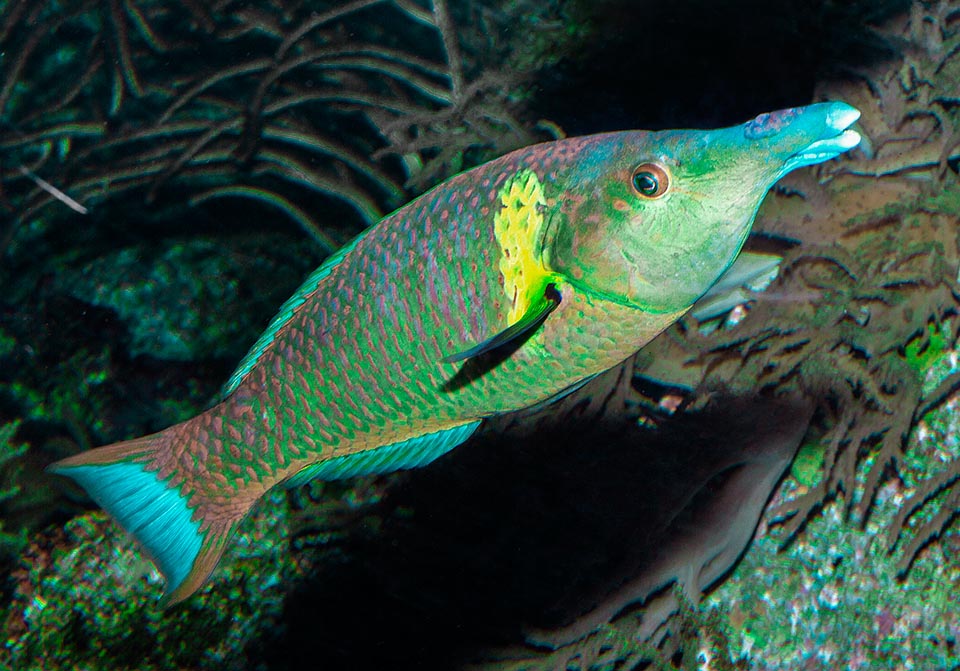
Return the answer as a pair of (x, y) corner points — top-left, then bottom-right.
(742, 102), (861, 180)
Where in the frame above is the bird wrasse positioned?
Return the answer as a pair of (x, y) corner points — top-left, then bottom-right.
(49, 102), (861, 604)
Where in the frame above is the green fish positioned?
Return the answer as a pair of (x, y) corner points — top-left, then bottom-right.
(49, 102), (861, 604)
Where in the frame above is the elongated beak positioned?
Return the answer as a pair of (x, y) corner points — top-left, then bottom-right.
(741, 102), (861, 182)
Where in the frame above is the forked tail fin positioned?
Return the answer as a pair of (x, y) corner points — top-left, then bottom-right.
(47, 429), (239, 605)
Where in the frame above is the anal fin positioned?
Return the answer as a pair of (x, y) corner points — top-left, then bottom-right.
(284, 420), (482, 488)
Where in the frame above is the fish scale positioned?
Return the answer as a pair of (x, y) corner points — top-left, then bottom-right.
(49, 102), (862, 607)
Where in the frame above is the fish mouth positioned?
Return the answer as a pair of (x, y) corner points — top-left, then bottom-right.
(780, 104), (861, 175)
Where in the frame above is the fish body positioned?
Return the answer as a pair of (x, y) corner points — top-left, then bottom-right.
(50, 102), (861, 603)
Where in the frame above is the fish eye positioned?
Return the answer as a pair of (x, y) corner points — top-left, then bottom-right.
(631, 163), (669, 199)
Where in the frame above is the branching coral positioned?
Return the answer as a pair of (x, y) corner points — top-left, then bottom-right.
(6, 1), (956, 667)
(471, 1), (960, 660)
(765, 2), (960, 563)
(0, 0), (555, 253)
(633, 0), (960, 581)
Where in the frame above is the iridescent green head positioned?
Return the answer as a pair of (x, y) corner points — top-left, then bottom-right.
(542, 102), (860, 313)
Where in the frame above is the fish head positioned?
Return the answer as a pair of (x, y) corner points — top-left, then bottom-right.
(543, 102), (860, 313)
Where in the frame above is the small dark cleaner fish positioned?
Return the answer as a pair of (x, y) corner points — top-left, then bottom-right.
(49, 102), (861, 604)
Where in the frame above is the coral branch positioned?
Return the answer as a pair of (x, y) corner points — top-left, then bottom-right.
(430, 0), (465, 99)
(277, 0), (387, 60)
(189, 186), (337, 252)
(891, 467), (960, 574)
(915, 370), (960, 420)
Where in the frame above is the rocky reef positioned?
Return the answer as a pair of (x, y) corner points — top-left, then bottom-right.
(1, 1), (958, 670)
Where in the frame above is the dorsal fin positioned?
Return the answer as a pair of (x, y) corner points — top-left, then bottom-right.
(221, 228), (372, 396)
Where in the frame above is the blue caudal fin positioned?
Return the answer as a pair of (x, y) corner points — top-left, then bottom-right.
(47, 434), (227, 605)
(284, 420), (482, 488)
(53, 460), (203, 594)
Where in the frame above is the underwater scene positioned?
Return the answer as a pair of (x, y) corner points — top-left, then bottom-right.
(1, 0), (959, 669)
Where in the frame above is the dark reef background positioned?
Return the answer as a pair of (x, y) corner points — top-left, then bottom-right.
(1, 1), (958, 669)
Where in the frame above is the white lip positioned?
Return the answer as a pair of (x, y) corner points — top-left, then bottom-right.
(781, 108), (861, 175)
(792, 128), (862, 163)
(825, 105), (861, 133)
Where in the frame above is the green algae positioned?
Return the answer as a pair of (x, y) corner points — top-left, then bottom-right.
(52, 238), (319, 362)
(0, 330), (15, 358)
(708, 343), (960, 670)
(0, 421), (28, 563)
(2, 1), (957, 668)
(2, 491), (295, 671)
(790, 439), (826, 489)
(905, 321), (952, 381)
(710, 482), (959, 670)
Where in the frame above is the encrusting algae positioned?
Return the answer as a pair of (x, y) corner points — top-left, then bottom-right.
(8, 2), (960, 668)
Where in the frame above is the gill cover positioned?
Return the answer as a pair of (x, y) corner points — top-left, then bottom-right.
(544, 102), (861, 314)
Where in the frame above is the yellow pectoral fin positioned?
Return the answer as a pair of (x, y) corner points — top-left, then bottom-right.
(443, 282), (562, 364)
(446, 167), (562, 364)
